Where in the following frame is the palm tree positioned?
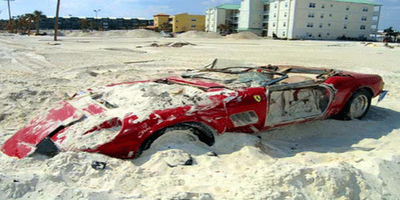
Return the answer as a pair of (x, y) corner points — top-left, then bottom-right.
(25, 13), (34, 35)
(217, 24), (227, 33)
(33, 10), (46, 35)
(54, 0), (61, 41)
(159, 22), (172, 32)
(79, 19), (89, 32)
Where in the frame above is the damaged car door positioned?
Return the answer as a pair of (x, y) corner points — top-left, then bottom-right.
(265, 81), (334, 127)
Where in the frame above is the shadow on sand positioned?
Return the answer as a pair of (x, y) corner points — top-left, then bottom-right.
(258, 105), (400, 158)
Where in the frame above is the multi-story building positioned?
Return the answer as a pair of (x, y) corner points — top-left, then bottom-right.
(153, 13), (206, 33)
(205, 5), (240, 33)
(153, 14), (171, 30)
(172, 13), (205, 33)
(37, 16), (152, 30)
(206, 0), (382, 40)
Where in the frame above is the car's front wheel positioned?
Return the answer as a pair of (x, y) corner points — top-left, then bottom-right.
(134, 122), (215, 158)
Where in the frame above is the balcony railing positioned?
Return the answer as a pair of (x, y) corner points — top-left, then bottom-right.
(373, 11), (380, 16)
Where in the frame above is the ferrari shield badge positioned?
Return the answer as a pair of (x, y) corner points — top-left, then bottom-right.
(254, 95), (262, 103)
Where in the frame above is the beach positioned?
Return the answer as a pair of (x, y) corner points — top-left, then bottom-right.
(0, 30), (399, 199)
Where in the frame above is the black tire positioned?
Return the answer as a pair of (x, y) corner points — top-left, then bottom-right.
(134, 122), (215, 158)
(334, 89), (372, 120)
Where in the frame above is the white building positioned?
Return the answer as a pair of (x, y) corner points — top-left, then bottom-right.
(205, 5), (240, 33)
(206, 0), (382, 40)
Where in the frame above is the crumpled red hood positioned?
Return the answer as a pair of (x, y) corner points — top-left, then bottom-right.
(1, 101), (85, 158)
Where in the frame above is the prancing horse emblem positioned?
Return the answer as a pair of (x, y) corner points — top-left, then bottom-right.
(253, 95), (262, 103)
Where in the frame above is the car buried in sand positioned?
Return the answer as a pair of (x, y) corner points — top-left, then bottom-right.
(2, 59), (387, 159)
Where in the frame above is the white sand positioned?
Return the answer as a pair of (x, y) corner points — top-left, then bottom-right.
(0, 32), (400, 199)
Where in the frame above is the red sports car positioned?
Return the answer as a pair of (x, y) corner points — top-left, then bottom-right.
(2, 60), (387, 159)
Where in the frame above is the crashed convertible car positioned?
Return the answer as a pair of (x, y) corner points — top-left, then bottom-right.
(2, 60), (387, 159)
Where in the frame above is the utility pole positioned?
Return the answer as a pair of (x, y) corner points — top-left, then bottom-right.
(3, 0), (15, 32)
(3, 0), (14, 20)
(94, 9), (100, 30)
(54, 0), (60, 41)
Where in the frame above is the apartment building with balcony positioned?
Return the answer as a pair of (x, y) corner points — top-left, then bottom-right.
(205, 4), (240, 33)
(206, 0), (382, 40)
(267, 0), (382, 39)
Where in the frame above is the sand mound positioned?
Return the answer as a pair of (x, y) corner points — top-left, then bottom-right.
(176, 31), (222, 39)
(62, 30), (161, 38)
(225, 31), (261, 40)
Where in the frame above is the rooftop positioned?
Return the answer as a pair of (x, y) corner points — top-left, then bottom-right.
(153, 13), (170, 17)
(326, 0), (383, 6)
(262, 0), (381, 5)
(215, 4), (241, 10)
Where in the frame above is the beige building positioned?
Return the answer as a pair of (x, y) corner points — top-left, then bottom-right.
(172, 13), (205, 33)
(153, 13), (171, 31)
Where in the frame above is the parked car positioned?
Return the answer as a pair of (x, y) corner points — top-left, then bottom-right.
(2, 60), (387, 159)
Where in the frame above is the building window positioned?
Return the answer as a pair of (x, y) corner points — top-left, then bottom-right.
(309, 3), (316, 8)
(191, 18), (196, 22)
(329, 14), (332, 17)
(319, 23), (323, 28)
(318, 33), (321, 37)
(285, 2), (288, 7)
(360, 25), (366, 30)
(274, 3), (277, 8)
(274, 13), (277, 18)
(327, 33), (330, 36)
(264, 5), (269, 11)
(308, 13), (315, 18)
(273, 22), (276, 27)
(346, 6), (350, 10)
(345, 15), (348, 20)
(307, 22), (313, 27)
(331, 4), (333, 7)
(283, 22), (286, 27)
(321, 4), (325, 8)
(344, 24), (347, 29)
(361, 16), (367, 21)
(283, 31), (286, 36)
(284, 12), (287, 17)
(328, 23), (331, 26)
(363, 7), (368, 12)
(321, 14), (324, 18)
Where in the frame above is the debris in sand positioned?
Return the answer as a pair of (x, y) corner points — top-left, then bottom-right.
(364, 42), (378, 47)
(103, 48), (147, 54)
(91, 161), (107, 170)
(149, 42), (196, 48)
(124, 60), (155, 64)
(384, 43), (395, 49)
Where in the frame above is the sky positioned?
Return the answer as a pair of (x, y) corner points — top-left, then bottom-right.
(0, 0), (398, 30)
